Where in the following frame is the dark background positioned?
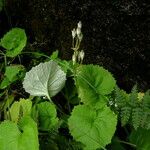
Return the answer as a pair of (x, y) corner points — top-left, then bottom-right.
(0, 0), (150, 92)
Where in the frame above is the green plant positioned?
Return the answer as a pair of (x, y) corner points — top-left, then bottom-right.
(0, 98), (39, 150)
(113, 86), (150, 130)
(23, 61), (66, 101)
(0, 28), (27, 57)
(0, 28), (27, 119)
(0, 22), (150, 150)
(22, 22), (117, 150)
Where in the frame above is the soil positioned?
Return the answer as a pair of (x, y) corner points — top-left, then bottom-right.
(0, 0), (150, 92)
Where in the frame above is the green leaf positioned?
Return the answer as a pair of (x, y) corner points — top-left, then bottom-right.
(0, 116), (39, 150)
(18, 116), (39, 150)
(19, 98), (32, 116)
(37, 101), (58, 130)
(129, 128), (150, 150)
(0, 78), (10, 89)
(0, 120), (20, 150)
(54, 59), (73, 74)
(0, 65), (25, 89)
(23, 60), (66, 100)
(50, 50), (59, 60)
(0, 28), (27, 57)
(68, 105), (117, 150)
(76, 65), (116, 107)
(9, 101), (20, 123)
(9, 98), (32, 123)
(3, 95), (15, 110)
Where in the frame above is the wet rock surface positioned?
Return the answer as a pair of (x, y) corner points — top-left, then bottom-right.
(0, 0), (150, 91)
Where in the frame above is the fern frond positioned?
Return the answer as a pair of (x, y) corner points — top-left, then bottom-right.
(132, 107), (143, 130)
(114, 85), (150, 130)
(115, 86), (127, 108)
(140, 107), (149, 129)
(146, 116), (150, 129)
(142, 91), (150, 108)
(129, 85), (138, 107)
(140, 91), (150, 129)
(121, 106), (131, 126)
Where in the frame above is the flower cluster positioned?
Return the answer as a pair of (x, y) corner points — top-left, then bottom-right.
(71, 21), (85, 65)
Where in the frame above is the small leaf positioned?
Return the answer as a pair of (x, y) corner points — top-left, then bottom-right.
(50, 50), (59, 60)
(37, 101), (58, 131)
(19, 98), (32, 116)
(9, 98), (32, 123)
(68, 105), (117, 150)
(3, 95), (15, 110)
(0, 116), (39, 150)
(0, 65), (25, 89)
(0, 78), (10, 89)
(23, 60), (66, 100)
(55, 59), (73, 73)
(76, 65), (116, 106)
(9, 101), (20, 123)
(0, 28), (27, 57)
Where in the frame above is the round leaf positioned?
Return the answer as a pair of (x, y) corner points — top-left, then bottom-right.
(37, 101), (58, 130)
(0, 117), (39, 150)
(76, 65), (116, 106)
(0, 28), (27, 57)
(68, 105), (117, 150)
(23, 61), (66, 100)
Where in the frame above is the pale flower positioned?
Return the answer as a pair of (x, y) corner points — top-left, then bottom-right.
(77, 21), (82, 29)
(71, 28), (76, 38)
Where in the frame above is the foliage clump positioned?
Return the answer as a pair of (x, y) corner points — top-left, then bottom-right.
(114, 86), (150, 130)
(0, 22), (149, 150)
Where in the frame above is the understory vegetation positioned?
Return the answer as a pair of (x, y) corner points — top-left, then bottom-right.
(0, 4), (150, 149)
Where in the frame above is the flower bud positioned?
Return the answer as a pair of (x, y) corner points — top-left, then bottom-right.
(77, 21), (82, 29)
(72, 53), (76, 65)
(79, 50), (85, 62)
(76, 27), (81, 36)
(78, 33), (83, 41)
(71, 28), (76, 39)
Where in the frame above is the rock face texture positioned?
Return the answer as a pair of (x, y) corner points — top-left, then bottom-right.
(0, 0), (150, 91)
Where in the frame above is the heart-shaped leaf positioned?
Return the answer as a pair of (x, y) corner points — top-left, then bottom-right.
(0, 116), (39, 150)
(68, 105), (117, 150)
(23, 61), (66, 100)
(76, 65), (116, 107)
(37, 101), (58, 131)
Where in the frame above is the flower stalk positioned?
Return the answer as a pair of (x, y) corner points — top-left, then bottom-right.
(71, 21), (84, 65)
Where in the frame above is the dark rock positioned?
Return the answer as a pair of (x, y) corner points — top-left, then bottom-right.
(0, 0), (150, 91)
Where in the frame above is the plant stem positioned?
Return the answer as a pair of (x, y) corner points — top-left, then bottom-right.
(117, 139), (136, 148)
(21, 52), (50, 59)
(4, 55), (7, 67)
